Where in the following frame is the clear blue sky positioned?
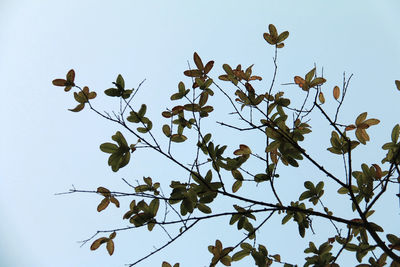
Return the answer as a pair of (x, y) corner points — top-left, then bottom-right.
(1, 1), (400, 266)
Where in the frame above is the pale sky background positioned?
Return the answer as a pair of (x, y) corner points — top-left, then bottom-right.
(1, 1), (400, 267)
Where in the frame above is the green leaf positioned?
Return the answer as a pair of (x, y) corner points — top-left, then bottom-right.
(170, 134), (187, 143)
(149, 198), (159, 216)
(232, 250), (250, 261)
(100, 143), (119, 153)
(68, 103), (85, 112)
(337, 187), (348, 194)
(232, 180), (242, 193)
(162, 124), (171, 137)
(104, 88), (121, 97)
(392, 124), (400, 143)
(116, 74), (125, 89)
(138, 104), (147, 117)
(396, 80), (400, 91)
(305, 68), (316, 82)
(197, 203), (212, 214)
(137, 127), (149, 133)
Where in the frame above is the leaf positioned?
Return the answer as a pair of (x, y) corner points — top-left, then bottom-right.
(364, 118), (380, 126)
(193, 52), (204, 70)
(116, 74), (125, 89)
(97, 187), (111, 195)
(110, 197), (120, 208)
(294, 76), (306, 90)
(162, 262), (172, 267)
(106, 240), (115, 255)
(199, 92), (208, 107)
(356, 112), (368, 125)
(396, 80), (400, 91)
(232, 250), (250, 261)
(97, 198), (110, 212)
(183, 69), (202, 77)
(263, 33), (274, 45)
(100, 143), (119, 153)
(90, 237), (108, 251)
(109, 232), (116, 239)
(318, 92), (325, 104)
(66, 69), (75, 82)
(233, 144), (252, 155)
(68, 103), (85, 112)
(52, 79), (66, 86)
(277, 31), (289, 43)
(345, 125), (356, 131)
(223, 64), (233, 75)
(268, 24), (278, 38)
(197, 203), (212, 214)
(232, 180), (242, 193)
(333, 86), (340, 100)
(337, 187), (349, 194)
(149, 198), (160, 216)
(104, 88), (121, 97)
(170, 134), (187, 143)
(162, 124), (171, 137)
(309, 77), (326, 87)
(204, 61), (214, 74)
(392, 124), (400, 142)
(305, 68), (316, 82)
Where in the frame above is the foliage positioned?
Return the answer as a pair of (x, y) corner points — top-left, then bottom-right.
(53, 24), (400, 266)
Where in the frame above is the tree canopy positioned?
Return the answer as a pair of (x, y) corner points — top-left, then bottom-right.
(53, 24), (400, 267)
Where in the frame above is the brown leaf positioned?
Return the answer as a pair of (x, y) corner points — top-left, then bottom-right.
(52, 79), (66, 86)
(204, 61), (214, 74)
(372, 164), (382, 179)
(318, 92), (325, 104)
(90, 237), (108, 251)
(193, 52), (204, 70)
(345, 124), (356, 131)
(106, 240), (115, 255)
(109, 231), (116, 239)
(333, 86), (340, 100)
(97, 198), (110, 212)
(97, 187), (111, 197)
(396, 80), (400, 91)
(66, 69), (75, 82)
(249, 75), (262, 81)
(110, 196), (120, 208)
(68, 103), (85, 112)
(294, 76), (306, 88)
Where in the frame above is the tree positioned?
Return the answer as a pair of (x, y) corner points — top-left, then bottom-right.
(53, 24), (400, 267)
